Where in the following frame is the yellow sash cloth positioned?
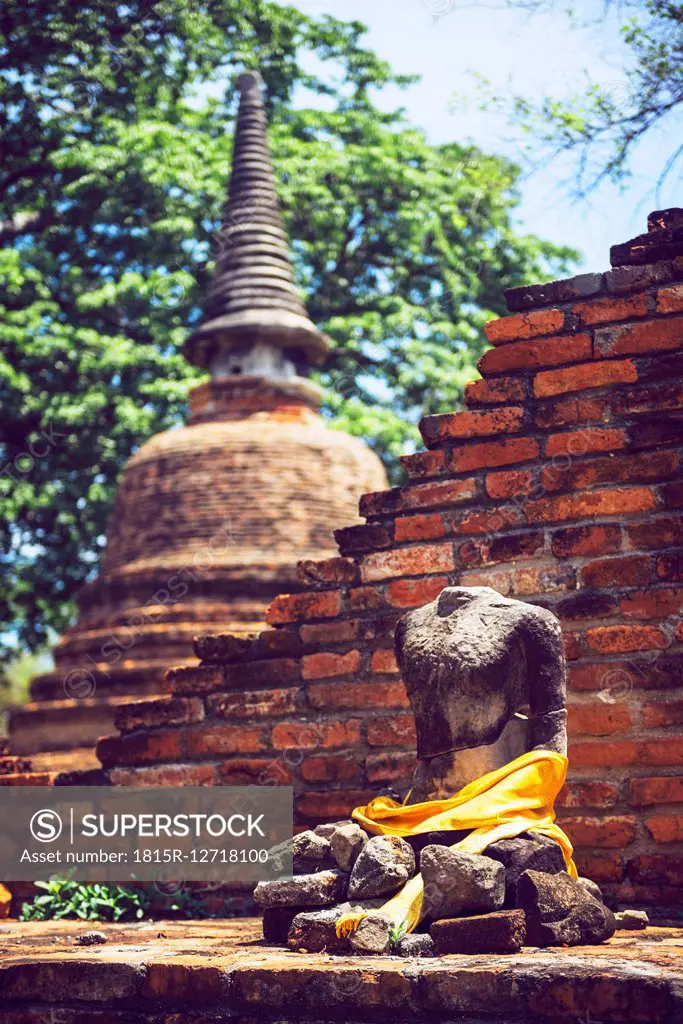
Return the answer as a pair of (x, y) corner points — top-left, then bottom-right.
(336, 749), (576, 939)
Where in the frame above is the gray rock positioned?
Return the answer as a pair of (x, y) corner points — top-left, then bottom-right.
(578, 876), (604, 903)
(485, 833), (566, 906)
(314, 819), (353, 839)
(396, 932), (435, 957)
(348, 835), (415, 899)
(269, 830), (333, 875)
(431, 910), (527, 954)
(254, 869), (347, 909)
(395, 586), (567, 802)
(287, 899), (385, 953)
(615, 909), (649, 930)
(349, 912), (393, 955)
(516, 869), (616, 947)
(330, 823), (367, 872)
(421, 845), (505, 919)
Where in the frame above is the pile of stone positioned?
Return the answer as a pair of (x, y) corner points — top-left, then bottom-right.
(256, 823), (647, 956)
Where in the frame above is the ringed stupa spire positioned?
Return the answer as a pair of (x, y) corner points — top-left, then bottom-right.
(185, 70), (329, 376)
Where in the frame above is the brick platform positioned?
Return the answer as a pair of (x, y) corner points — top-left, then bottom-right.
(1, 918), (683, 1022)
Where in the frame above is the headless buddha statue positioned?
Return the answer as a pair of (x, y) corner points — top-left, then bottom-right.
(395, 585), (567, 805)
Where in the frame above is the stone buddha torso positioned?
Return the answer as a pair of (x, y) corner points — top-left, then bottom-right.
(395, 586), (567, 804)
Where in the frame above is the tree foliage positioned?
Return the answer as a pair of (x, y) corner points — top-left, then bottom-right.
(0, 0), (577, 661)
(469, 0), (683, 196)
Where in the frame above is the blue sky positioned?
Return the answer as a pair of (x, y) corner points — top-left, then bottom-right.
(277, 0), (679, 274)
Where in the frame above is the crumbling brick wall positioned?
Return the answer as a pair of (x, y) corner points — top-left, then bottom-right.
(100, 211), (683, 916)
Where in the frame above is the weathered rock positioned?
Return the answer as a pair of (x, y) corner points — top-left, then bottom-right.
(396, 932), (435, 957)
(516, 870), (616, 947)
(349, 912), (393, 955)
(578, 876), (604, 903)
(269, 831), (334, 875)
(287, 899), (385, 953)
(314, 820), (353, 839)
(485, 832), (566, 906)
(292, 830), (332, 863)
(348, 836), (415, 899)
(74, 931), (108, 946)
(254, 870), (347, 909)
(330, 823), (367, 872)
(421, 845), (505, 919)
(616, 909), (649, 930)
(262, 906), (304, 943)
(431, 910), (527, 954)
(395, 586), (567, 802)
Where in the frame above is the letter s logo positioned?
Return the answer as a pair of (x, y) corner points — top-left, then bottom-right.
(30, 809), (63, 843)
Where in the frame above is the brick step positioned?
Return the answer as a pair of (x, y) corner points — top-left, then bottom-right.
(9, 696), (136, 756)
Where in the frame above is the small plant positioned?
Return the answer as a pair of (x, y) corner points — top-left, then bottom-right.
(388, 920), (408, 947)
(20, 879), (151, 922)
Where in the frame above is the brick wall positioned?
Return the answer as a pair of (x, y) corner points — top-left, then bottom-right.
(101, 211), (683, 917)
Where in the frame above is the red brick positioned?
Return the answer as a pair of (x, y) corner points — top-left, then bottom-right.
(643, 700), (683, 729)
(301, 649), (361, 681)
(464, 375), (526, 405)
(541, 449), (679, 494)
(534, 395), (608, 429)
(420, 406), (525, 446)
(385, 575), (450, 608)
(571, 655), (683, 692)
(621, 588), (683, 620)
(367, 715), (417, 747)
(526, 487), (656, 524)
(206, 689), (299, 719)
(399, 449), (446, 480)
(570, 740), (638, 768)
(484, 307), (565, 344)
(574, 851), (625, 883)
(97, 730), (182, 768)
(534, 358), (638, 398)
(545, 427), (626, 458)
(271, 719), (362, 750)
(485, 469), (535, 500)
(348, 585), (385, 612)
(572, 293), (648, 325)
(300, 753), (362, 783)
(556, 779), (619, 809)
(297, 557), (358, 587)
(585, 624), (669, 654)
(656, 283), (683, 314)
(639, 738), (683, 766)
(361, 478), (477, 517)
(296, 790), (376, 823)
(630, 776), (683, 806)
(606, 259), (675, 294)
(217, 758), (293, 786)
(551, 524), (622, 559)
(581, 555), (653, 589)
(645, 816), (683, 843)
(109, 763), (217, 787)
(360, 542), (455, 583)
(656, 553), (683, 581)
(627, 515), (683, 550)
(611, 379), (683, 417)
(167, 665), (224, 696)
(114, 696), (204, 733)
(307, 680), (408, 710)
(461, 564), (575, 597)
(221, 658), (299, 691)
(299, 619), (361, 644)
(366, 750), (416, 783)
(563, 633), (585, 660)
(335, 523), (391, 556)
(186, 725), (268, 758)
(568, 702), (632, 736)
(464, 530), (544, 567)
(453, 506), (524, 535)
(479, 334), (591, 375)
(394, 513), (446, 542)
(629, 854), (683, 885)
(595, 314), (683, 357)
(267, 590), (342, 625)
(558, 815), (637, 848)
(448, 437), (539, 474)
(371, 648), (399, 674)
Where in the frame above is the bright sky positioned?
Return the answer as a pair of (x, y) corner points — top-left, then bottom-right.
(278, 0), (679, 273)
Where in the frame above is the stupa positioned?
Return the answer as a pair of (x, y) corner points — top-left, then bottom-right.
(9, 70), (386, 769)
